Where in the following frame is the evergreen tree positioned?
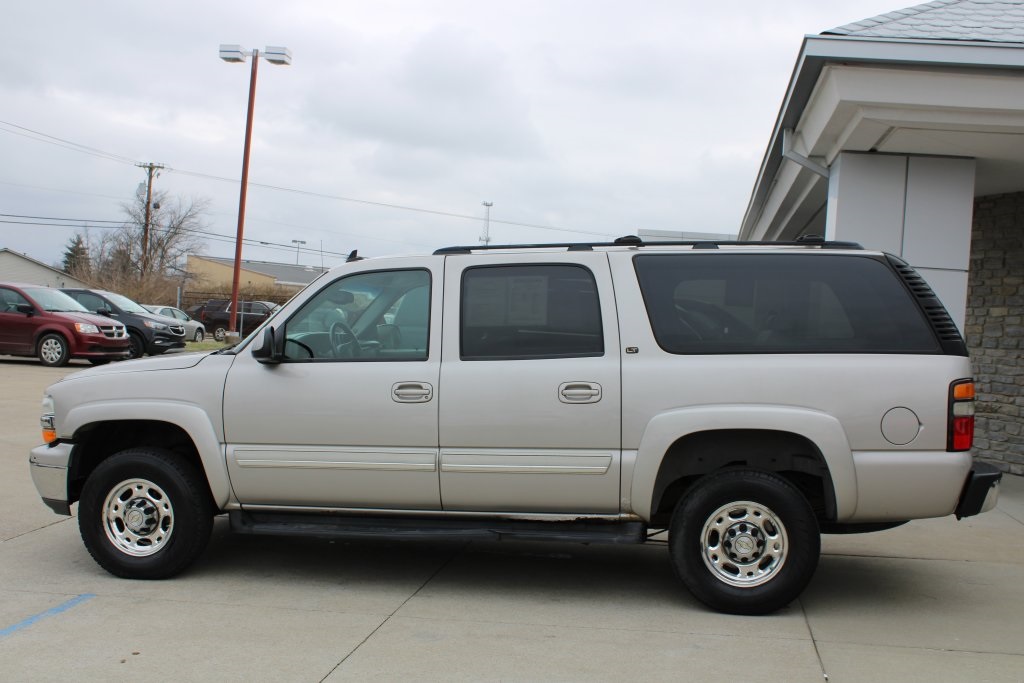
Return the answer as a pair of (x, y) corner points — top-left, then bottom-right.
(62, 234), (91, 277)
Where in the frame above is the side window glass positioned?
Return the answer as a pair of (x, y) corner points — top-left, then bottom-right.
(1, 288), (28, 312)
(76, 293), (107, 313)
(283, 269), (431, 361)
(461, 264), (604, 360)
(634, 254), (939, 355)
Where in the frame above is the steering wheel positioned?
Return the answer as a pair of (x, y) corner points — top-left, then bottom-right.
(329, 320), (360, 358)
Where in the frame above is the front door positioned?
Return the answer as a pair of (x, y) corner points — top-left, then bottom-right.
(438, 252), (622, 513)
(223, 263), (442, 510)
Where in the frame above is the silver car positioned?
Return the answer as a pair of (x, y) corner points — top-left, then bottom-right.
(143, 305), (206, 342)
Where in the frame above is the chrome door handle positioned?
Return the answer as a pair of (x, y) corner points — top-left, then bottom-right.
(392, 382), (433, 403)
(559, 382), (602, 404)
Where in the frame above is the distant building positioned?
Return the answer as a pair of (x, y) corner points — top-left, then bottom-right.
(0, 248), (89, 288)
(186, 255), (328, 294)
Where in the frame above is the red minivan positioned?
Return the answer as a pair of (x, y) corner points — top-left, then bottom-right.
(0, 283), (131, 366)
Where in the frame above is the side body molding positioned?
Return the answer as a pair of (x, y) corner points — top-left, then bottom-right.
(629, 405), (856, 522)
(63, 401), (231, 507)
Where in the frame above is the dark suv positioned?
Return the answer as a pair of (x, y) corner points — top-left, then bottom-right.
(200, 299), (279, 341)
(61, 289), (186, 359)
(0, 283), (130, 366)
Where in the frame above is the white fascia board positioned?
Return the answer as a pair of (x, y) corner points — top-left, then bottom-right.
(740, 34), (1024, 239)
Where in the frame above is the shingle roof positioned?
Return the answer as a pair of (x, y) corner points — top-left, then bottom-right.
(824, 0), (1024, 43)
(202, 256), (328, 285)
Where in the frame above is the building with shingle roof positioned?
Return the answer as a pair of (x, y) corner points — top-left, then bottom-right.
(739, 0), (1024, 474)
(186, 254), (327, 294)
(825, 0), (1024, 42)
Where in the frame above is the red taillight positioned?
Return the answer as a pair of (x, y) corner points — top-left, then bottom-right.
(948, 379), (975, 451)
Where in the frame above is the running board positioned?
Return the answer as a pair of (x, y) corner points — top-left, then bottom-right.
(230, 511), (647, 545)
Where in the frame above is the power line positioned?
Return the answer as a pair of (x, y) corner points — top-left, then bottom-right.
(0, 120), (138, 165)
(167, 167), (615, 237)
(0, 215), (357, 261)
(0, 119), (619, 239)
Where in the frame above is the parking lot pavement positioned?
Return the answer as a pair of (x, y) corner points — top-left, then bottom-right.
(1, 357), (1022, 681)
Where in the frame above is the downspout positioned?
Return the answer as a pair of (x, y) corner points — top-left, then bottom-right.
(782, 128), (830, 178)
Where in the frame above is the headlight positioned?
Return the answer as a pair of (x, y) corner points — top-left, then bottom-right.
(41, 395), (56, 444)
(75, 323), (100, 334)
(144, 320), (168, 331)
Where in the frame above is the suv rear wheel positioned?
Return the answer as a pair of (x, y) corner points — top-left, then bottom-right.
(78, 448), (214, 579)
(669, 469), (820, 615)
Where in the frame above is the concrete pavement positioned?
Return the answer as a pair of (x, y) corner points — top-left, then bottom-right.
(1, 357), (1022, 681)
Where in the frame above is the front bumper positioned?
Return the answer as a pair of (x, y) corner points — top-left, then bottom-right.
(955, 462), (1002, 519)
(29, 442), (74, 515)
(148, 333), (187, 353)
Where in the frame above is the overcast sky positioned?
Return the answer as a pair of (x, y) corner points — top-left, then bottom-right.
(1, 0), (905, 270)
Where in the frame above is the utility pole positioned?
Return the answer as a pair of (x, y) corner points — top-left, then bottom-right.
(137, 162), (165, 275)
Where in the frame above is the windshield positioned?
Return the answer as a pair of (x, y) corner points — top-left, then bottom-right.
(104, 291), (150, 314)
(23, 288), (90, 313)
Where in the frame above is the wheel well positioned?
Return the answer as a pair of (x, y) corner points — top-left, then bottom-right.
(649, 429), (835, 527)
(36, 330), (68, 350)
(67, 420), (214, 507)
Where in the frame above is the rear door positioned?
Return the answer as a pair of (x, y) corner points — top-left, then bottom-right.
(438, 252), (622, 513)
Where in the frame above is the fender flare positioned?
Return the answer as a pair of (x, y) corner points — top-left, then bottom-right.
(63, 400), (230, 507)
(630, 404), (856, 522)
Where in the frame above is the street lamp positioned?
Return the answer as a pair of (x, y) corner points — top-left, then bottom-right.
(480, 201), (493, 246)
(291, 239), (306, 265)
(219, 44), (292, 335)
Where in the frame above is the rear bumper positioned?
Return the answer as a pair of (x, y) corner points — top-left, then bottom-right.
(955, 462), (1002, 519)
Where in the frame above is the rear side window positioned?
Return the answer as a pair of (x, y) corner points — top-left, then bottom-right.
(634, 254), (940, 354)
(461, 264), (604, 360)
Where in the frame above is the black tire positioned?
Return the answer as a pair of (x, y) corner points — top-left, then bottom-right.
(213, 326), (227, 342)
(127, 332), (146, 359)
(37, 333), (70, 367)
(78, 448), (214, 579)
(668, 469), (820, 615)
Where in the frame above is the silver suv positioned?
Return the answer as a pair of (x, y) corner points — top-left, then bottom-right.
(29, 237), (1001, 614)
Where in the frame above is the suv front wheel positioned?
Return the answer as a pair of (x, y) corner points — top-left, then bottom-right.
(78, 448), (213, 579)
(669, 469), (820, 615)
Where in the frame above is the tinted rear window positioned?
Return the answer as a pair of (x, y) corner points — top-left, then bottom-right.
(634, 254), (940, 354)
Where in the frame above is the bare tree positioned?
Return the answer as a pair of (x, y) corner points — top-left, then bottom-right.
(78, 188), (209, 302)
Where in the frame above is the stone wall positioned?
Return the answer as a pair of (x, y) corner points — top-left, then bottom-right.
(966, 192), (1024, 474)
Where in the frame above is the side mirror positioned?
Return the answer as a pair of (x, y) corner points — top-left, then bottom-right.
(252, 326), (285, 365)
(15, 303), (34, 315)
(96, 309), (112, 317)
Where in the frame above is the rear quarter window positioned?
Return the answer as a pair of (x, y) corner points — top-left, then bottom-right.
(633, 253), (941, 355)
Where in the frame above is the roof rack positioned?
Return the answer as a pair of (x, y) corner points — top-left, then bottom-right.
(432, 234), (863, 255)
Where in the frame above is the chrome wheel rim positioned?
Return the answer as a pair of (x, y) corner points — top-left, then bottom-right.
(700, 500), (787, 587)
(102, 478), (174, 557)
(40, 338), (64, 364)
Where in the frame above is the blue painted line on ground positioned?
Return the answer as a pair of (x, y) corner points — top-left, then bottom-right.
(0, 593), (96, 639)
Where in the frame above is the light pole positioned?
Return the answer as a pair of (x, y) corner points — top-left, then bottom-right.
(219, 44), (292, 335)
(291, 239), (306, 265)
(480, 201), (493, 246)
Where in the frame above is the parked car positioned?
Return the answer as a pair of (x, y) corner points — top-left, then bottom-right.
(200, 299), (279, 341)
(30, 236), (1000, 615)
(0, 283), (130, 366)
(143, 305), (206, 342)
(61, 288), (186, 359)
